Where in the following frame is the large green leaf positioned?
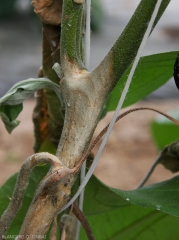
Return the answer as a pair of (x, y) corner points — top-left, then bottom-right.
(79, 175), (179, 240)
(151, 109), (179, 150)
(106, 51), (178, 111)
(0, 78), (62, 133)
(109, 176), (179, 217)
(1, 170), (179, 239)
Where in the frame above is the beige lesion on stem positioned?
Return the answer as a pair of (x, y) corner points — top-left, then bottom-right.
(57, 53), (116, 169)
(0, 152), (73, 237)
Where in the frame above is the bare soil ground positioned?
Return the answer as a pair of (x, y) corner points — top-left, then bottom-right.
(0, 99), (179, 190)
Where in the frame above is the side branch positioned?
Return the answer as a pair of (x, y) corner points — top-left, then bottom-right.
(56, 0), (171, 170)
(92, 0), (171, 90)
(0, 153), (62, 236)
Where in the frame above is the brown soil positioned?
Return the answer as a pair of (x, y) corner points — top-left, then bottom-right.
(0, 99), (179, 189)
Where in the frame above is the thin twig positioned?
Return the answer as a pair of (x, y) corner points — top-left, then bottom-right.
(72, 203), (95, 240)
(134, 156), (161, 189)
(73, 107), (179, 172)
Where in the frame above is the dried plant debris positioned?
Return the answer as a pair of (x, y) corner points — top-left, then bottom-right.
(32, 0), (63, 25)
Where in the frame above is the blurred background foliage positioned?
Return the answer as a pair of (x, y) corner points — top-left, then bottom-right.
(0, 0), (104, 32)
(0, 0), (16, 19)
(151, 109), (179, 150)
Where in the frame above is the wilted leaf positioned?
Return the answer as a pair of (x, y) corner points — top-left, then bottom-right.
(0, 105), (22, 133)
(0, 78), (62, 133)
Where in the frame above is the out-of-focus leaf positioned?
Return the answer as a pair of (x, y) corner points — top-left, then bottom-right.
(0, 78), (62, 133)
(38, 138), (56, 154)
(157, 140), (179, 173)
(91, 0), (104, 32)
(79, 175), (179, 240)
(151, 109), (179, 150)
(105, 52), (178, 112)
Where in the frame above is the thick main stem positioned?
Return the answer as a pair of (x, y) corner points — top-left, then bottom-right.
(57, 0), (171, 169)
(13, 0), (171, 238)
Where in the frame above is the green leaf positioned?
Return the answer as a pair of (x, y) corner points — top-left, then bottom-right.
(0, 104), (22, 133)
(0, 165), (50, 235)
(79, 175), (179, 240)
(109, 176), (179, 217)
(106, 51), (178, 111)
(2, 171), (179, 239)
(0, 78), (62, 133)
(38, 138), (57, 154)
(151, 109), (179, 150)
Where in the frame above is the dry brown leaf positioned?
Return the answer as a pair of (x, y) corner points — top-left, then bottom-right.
(32, 0), (53, 9)
(32, 0), (63, 25)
